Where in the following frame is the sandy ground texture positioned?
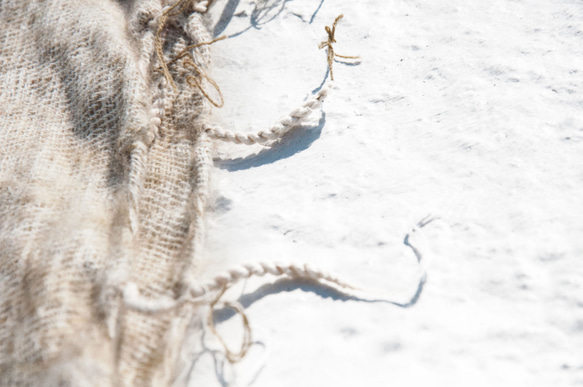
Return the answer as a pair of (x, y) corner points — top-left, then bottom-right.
(189, 0), (583, 386)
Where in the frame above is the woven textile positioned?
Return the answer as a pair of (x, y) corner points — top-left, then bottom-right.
(0, 0), (215, 385)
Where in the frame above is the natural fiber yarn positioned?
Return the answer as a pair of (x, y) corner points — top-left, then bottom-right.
(319, 14), (360, 81)
(0, 2), (426, 386)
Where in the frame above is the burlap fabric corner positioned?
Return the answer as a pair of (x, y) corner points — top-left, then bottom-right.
(0, 0), (221, 385)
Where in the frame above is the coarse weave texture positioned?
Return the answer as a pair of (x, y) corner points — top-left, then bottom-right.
(0, 0), (346, 385)
(0, 0), (217, 385)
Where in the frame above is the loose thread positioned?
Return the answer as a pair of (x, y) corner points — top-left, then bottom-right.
(207, 286), (253, 364)
(167, 36), (227, 66)
(181, 44), (226, 108)
(319, 14), (360, 81)
(155, 0), (225, 107)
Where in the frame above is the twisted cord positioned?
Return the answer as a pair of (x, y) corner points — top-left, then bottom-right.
(123, 261), (357, 314)
(123, 215), (438, 311)
(204, 82), (334, 145)
(188, 261), (359, 299)
(186, 217), (437, 302)
(149, 76), (167, 139)
(123, 217), (436, 362)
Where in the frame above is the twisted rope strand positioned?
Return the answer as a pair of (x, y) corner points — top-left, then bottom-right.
(204, 82), (333, 145)
(123, 215), (438, 312)
(188, 261), (360, 299)
(123, 217), (436, 364)
(188, 217), (438, 303)
(122, 261), (357, 313)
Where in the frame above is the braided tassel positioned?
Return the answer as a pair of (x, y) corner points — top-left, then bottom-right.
(123, 261), (356, 312)
(188, 261), (357, 298)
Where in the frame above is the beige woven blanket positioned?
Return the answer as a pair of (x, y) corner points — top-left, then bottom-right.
(0, 0), (220, 385)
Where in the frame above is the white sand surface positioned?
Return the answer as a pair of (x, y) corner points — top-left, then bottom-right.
(190, 0), (583, 385)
